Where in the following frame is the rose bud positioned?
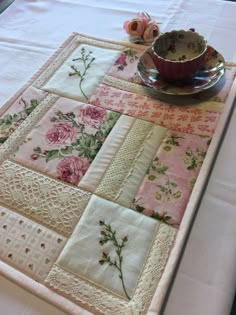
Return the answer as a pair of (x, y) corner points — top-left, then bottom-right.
(143, 20), (160, 43)
(123, 18), (148, 37)
(31, 154), (39, 160)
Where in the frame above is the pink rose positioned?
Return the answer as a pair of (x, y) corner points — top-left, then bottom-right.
(46, 122), (77, 145)
(56, 155), (90, 185)
(123, 18), (148, 37)
(78, 106), (106, 128)
(143, 20), (160, 43)
(114, 53), (126, 66)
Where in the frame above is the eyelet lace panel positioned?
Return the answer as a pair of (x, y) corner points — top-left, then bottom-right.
(0, 160), (91, 237)
(46, 222), (176, 315)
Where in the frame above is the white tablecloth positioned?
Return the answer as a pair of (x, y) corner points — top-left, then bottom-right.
(0, 0), (236, 314)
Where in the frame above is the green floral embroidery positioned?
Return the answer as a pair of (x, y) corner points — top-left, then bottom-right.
(98, 220), (130, 300)
(183, 147), (206, 170)
(69, 48), (95, 100)
(147, 157), (182, 202)
(0, 98), (39, 144)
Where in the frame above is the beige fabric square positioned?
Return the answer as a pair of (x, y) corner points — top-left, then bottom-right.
(57, 195), (159, 299)
(43, 44), (119, 102)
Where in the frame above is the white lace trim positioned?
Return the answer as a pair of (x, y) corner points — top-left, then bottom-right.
(0, 160), (91, 237)
(0, 94), (59, 166)
(95, 119), (154, 200)
(45, 223), (176, 315)
(103, 75), (163, 99)
(76, 34), (125, 51)
(33, 35), (125, 91)
(33, 37), (80, 89)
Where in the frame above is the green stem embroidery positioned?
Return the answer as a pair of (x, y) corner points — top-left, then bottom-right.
(69, 48), (95, 100)
(98, 220), (130, 300)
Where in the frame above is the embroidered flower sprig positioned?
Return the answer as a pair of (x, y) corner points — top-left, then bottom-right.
(98, 220), (130, 300)
(69, 48), (95, 100)
(123, 12), (160, 44)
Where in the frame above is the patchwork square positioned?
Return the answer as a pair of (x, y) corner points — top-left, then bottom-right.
(42, 44), (120, 102)
(0, 160), (91, 236)
(132, 131), (211, 226)
(0, 206), (66, 281)
(46, 195), (176, 314)
(108, 47), (144, 84)
(0, 86), (48, 145)
(89, 84), (220, 137)
(11, 97), (120, 186)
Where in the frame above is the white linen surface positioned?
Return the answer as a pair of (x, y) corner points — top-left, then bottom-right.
(0, 0), (236, 314)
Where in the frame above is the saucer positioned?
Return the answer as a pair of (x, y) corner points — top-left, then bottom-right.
(137, 46), (225, 95)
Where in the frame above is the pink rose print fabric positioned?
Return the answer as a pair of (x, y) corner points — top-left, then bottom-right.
(108, 48), (144, 84)
(0, 206), (66, 281)
(0, 86), (47, 145)
(11, 97), (120, 186)
(132, 130), (211, 226)
(89, 84), (220, 137)
(78, 106), (106, 128)
(57, 155), (90, 185)
(46, 122), (78, 145)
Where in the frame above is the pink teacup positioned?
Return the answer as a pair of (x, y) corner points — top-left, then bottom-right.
(152, 29), (207, 81)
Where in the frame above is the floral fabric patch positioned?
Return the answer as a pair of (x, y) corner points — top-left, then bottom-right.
(89, 84), (220, 137)
(11, 97), (120, 186)
(108, 47), (143, 84)
(0, 206), (66, 281)
(132, 131), (211, 226)
(0, 87), (47, 145)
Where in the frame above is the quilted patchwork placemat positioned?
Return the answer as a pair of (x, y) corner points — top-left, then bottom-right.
(0, 33), (235, 315)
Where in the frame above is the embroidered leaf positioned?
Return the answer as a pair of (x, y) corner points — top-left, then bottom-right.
(46, 149), (60, 162)
(98, 220), (130, 300)
(24, 99), (39, 115)
(156, 165), (168, 174)
(148, 175), (156, 181)
(12, 114), (20, 122)
(60, 146), (74, 155)
(151, 211), (172, 223)
(78, 134), (102, 161)
(69, 48), (96, 100)
(72, 138), (80, 146)
(136, 204), (145, 212)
